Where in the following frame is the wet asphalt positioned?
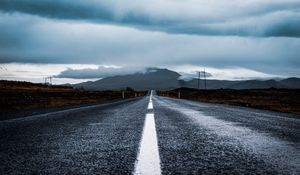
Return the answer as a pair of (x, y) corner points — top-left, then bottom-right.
(1, 94), (299, 174)
(0, 98), (148, 174)
(154, 96), (300, 175)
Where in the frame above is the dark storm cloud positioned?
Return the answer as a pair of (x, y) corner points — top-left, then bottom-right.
(0, 0), (300, 37)
(0, 0), (164, 27)
(266, 19), (300, 37)
(0, 0), (113, 21)
(0, 1), (300, 79)
(0, 12), (299, 76)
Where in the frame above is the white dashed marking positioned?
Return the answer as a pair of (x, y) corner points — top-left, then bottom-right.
(134, 91), (161, 175)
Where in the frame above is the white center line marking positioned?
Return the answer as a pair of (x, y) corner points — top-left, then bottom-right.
(134, 91), (161, 175)
(147, 101), (153, 109)
(134, 114), (161, 175)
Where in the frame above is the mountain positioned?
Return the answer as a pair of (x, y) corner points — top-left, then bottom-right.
(74, 68), (181, 90)
(179, 79), (237, 89)
(279, 77), (300, 89)
(227, 79), (288, 89)
(184, 79), (298, 89)
(73, 68), (300, 90)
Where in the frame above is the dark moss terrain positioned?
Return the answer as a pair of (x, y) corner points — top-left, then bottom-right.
(158, 87), (300, 115)
(0, 80), (146, 120)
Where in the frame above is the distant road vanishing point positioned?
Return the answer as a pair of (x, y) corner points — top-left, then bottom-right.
(0, 91), (299, 174)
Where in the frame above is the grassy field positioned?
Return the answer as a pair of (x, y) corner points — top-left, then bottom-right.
(0, 80), (146, 116)
(158, 87), (300, 115)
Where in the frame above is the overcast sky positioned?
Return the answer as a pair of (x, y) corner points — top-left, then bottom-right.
(0, 0), (299, 83)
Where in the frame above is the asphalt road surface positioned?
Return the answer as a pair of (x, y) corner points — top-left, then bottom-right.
(1, 92), (299, 174)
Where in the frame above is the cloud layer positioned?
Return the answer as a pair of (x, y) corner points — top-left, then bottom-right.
(0, 1), (299, 81)
(1, 0), (300, 37)
(0, 12), (299, 77)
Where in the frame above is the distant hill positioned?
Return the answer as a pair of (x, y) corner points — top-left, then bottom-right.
(227, 79), (287, 89)
(74, 68), (181, 90)
(180, 79), (237, 89)
(73, 68), (300, 90)
(182, 78), (299, 89)
(279, 77), (300, 89)
(0, 80), (73, 90)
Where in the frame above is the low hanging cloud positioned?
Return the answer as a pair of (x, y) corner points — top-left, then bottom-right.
(54, 65), (278, 81)
(56, 66), (147, 79)
(178, 72), (213, 81)
(0, 0), (300, 37)
(172, 66), (278, 80)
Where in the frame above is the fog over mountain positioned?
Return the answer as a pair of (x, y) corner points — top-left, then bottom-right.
(73, 68), (300, 90)
(74, 68), (180, 90)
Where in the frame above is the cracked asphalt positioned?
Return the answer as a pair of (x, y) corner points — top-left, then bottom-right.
(1, 94), (299, 174)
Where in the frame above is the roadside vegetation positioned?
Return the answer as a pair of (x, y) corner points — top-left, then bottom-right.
(0, 80), (146, 120)
(158, 87), (300, 115)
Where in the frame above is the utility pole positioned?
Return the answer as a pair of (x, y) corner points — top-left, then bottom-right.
(44, 76), (53, 85)
(197, 71), (201, 89)
(50, 76), (53, 85)
(197, 69), (207, 90)
(203, 68), (207, 90)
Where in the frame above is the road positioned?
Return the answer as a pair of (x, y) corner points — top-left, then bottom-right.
(0, 92), (299, 174)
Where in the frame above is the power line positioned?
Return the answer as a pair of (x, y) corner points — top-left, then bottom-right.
(197, 71), (201, 89)
(203, 68), (207, 90)
(44, 76), (53, 85)
(0, 65), (8, 71)
(196, 69), (207, 90)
